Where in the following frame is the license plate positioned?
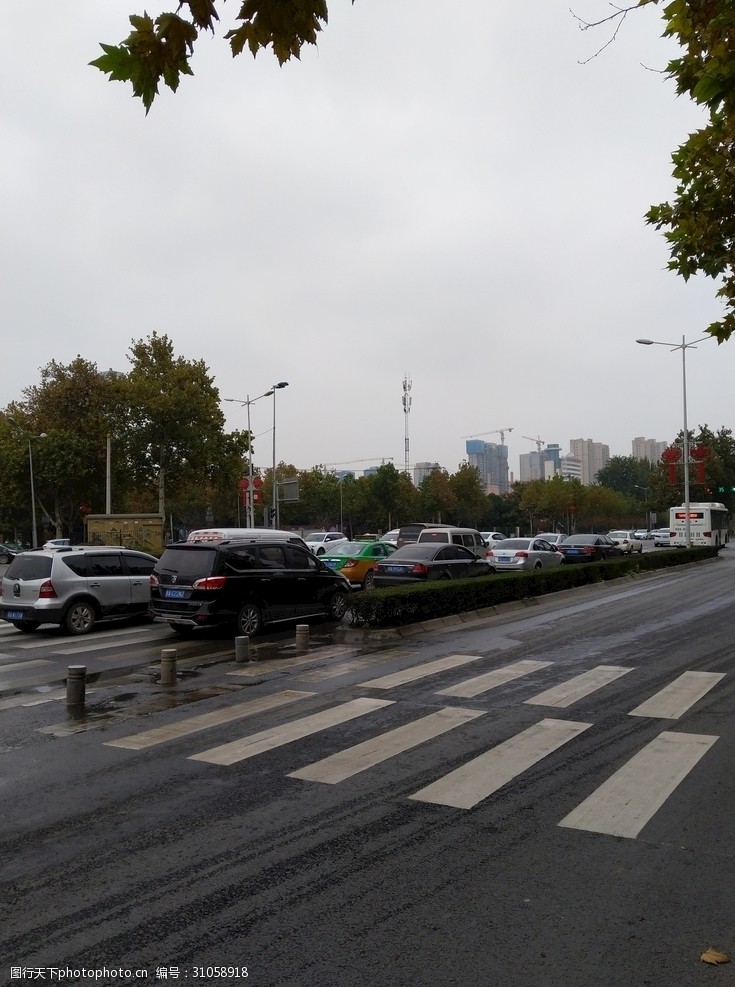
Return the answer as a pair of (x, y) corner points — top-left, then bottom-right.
(164, 588), (187, 600)
(325, 559), (338, 568)
(566, 549), (581, 555)
(6, 610), (25, 620)
(385, 565), (404, 573)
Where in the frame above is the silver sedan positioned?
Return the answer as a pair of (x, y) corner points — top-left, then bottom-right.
(486, 537), (565, 572)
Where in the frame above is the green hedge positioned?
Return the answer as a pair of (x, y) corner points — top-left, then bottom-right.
(346, 547), (720, 628)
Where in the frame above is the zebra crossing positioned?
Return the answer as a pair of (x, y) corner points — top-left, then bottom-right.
(96, 644), (724, 839)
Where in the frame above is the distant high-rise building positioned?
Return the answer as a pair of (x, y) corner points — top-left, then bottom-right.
(465, 440), (510, 494)
(632, 436), (669, 463)
(519, 443), (562, 482)
(559, 455), (582, 482)
(413, 462), (440, 486)
(569, 438), (610, 485)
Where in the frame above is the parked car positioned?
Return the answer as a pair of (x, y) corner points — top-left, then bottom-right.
(652, 528), (672, 547)
(486, 537), (565, 572)
(396, 523), (452, 548)
(535, 532), (568, 546)
(481, 531), (508, 545)
(373, 543), (494, 587)
(186, 527), (309, 551)
(608, 530), (644, 554)
(380, 529), (400, 545)
(0, 544), (20, 565)
(416, 526), (488, 559)
(304, 531), (349, 556)
(556, 534), (624, 563)
(41, 538), (72, 550)
(633, 529), (651, 541)
(0, 546), (158, 634)
(321, 540), (397, 589)
(150, 538), (351, 637)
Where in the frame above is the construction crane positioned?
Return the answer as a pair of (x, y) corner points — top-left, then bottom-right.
(522, 435), (546, 453)
(322, 457), (394, 471)
(461, 426), (514, 444)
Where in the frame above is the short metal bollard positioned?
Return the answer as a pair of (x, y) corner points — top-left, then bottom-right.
(295, 624), (310, 652)
(235, 636), (251, 663)
(66, 665), (87, 706)
(160, 647), (178, 685)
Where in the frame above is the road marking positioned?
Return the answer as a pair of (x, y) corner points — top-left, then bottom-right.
(289, 706), (486, 784)
(361, 654), (484, 689)
(525, 665), (633, 708)
(0, 659), (53, 672)
(8, 626), (169, 649)
(629, 671), (725, 719)
(227, 647), (353, 677)
(436, 659), (552, 698)
(409, 717), (591, 809)
(559, 731), (718, 838)
(296, 649), (415, 681)
(189, 697), (394, 765)
(104, 690), (315, 750)
(0, 688), (71, 710)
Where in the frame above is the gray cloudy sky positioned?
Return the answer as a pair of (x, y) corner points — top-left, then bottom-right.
(2, 1), (732, 481)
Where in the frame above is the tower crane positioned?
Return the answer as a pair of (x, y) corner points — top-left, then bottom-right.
(461, 426), (514, 444)
(522, 435), (546, 453)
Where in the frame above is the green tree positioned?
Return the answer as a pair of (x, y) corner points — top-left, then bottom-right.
(449, 462), (487, 526)
(594, 456), (655, 498)
(419, 467), (457, 523)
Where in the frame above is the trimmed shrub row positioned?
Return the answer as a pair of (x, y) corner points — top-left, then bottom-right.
(346, 547), (720, 628)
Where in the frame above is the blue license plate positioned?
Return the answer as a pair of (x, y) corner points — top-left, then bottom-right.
(385, 565), (404, 573)
(164, 589), (187, 600)
(566, 549), (581, 555)
(6, 610), (25, 620)
(325, 559), (338, 568)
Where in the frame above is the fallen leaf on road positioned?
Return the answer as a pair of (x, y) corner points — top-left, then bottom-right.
(700, 947), (730, 965)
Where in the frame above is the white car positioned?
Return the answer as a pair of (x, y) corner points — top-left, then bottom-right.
(608, 530), (643, 554)
(535, 532), (568, 546)
(481, 531), (507, 545)
(652, 528), (672, 547)
(304, 531), (349, 556)
(381, 529), (400, 545)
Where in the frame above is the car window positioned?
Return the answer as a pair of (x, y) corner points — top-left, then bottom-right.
(256, 545), (287, 569)
(156, 547), (219, 580)
(223, 548), (258, 572)
(89, 554), (125, 577)
(285, 546), (319, 570)
(62, 555), (89, 576)
(123, 553), (156, 576)
(5, 555), (53, 580)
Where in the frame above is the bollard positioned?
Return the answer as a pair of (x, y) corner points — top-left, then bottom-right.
(66, 665), (87, 706)
(160, 647), (178, 685)
(235, 636), (251, 663)
(295, 624), (310, 652)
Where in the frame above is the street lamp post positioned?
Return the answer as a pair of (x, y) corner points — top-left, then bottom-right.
(271, 382), (289, 528)
(636, 334), (712, 548)
(633, 484), (651, 531)
(7, 417), (47, 548)
(224, 389), (274, 526)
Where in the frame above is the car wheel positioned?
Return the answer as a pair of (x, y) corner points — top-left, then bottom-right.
(533, 562), (542, 570)
(316, 547), (325, 556)
(438, 571), (452, 580)
(327, 590), (349, 620)
(362, 570), (375, 591)
(0, 552), (10, 565)
(64, 600), (97, 635)
(12, 620), (40, 633)
(236, 602), (263, 637)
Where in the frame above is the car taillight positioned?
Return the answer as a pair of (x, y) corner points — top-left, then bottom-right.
(343, 560), (357, 569)
(583, 546), (595, 554)
(703, 530), (712, 537)
(486, 550), (495, 558)
(192, 576), (227, 590)
(516, 551), (528, 558)
(39, 580), (58, 599)
(150, 574), (159, 588)
(411, 563), (429, 575)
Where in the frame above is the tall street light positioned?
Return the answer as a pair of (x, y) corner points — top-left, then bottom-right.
(7, 417), (47, 548)
(271, 382), (289, 528)
(224, 389), (274, 526)
(636, 334), (712, 547)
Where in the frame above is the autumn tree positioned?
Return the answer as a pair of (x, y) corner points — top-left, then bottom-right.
(448, 462), (487, 527)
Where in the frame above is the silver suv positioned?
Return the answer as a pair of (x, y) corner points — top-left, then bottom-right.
(0, 546), (158, 635)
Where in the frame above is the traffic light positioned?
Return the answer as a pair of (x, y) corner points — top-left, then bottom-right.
(267, 507), (276, 525)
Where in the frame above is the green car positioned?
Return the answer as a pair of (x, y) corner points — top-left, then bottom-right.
(321, 540), (397, 589)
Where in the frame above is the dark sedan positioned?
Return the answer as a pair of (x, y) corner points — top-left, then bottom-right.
(556, 534), (624, 563)
(0, 544), (20, 565)
(373, 543), (493, 587)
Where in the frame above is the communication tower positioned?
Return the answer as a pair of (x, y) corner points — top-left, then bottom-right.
(402, 375), (412, 475)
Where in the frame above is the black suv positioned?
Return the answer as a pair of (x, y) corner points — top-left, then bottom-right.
(150, 539), (352, 637)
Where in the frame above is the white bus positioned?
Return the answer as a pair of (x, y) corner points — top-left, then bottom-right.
(669, 502), (730, 547)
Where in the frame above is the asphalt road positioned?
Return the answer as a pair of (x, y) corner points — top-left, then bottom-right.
(1, 551), (734, 987)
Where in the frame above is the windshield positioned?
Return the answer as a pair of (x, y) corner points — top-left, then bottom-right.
(5, 555), (53, 580)
(493, 539), (531, 550)
(156, 547), (219, 580)
(323, 542), (365, 556)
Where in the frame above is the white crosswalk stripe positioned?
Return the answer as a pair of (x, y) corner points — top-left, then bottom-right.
(409, 717), (592, 809)
(436, 659), (552, 698)
(559, 731), (718, 838)
(361, 654), (483, 690)
(289, 706), (486, 784)
(189, 697), (394, 765)
(628, 670), (725, 719)
(525, 665), (633, 708)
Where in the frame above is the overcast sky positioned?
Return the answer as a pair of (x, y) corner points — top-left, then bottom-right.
(2, 1), (732, 481)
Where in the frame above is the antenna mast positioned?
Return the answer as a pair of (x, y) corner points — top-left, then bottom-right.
(402, 374), (412, 476)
